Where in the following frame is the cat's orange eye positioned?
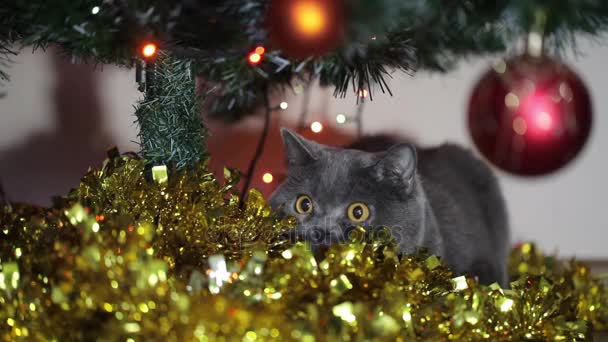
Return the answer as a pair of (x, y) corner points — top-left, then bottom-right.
(347, 202), (370, 223)
(295, 195), (314, 214)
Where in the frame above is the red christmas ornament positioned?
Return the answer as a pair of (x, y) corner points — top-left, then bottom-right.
(468, 55), (592, 176)
(266, 0), (344, 58)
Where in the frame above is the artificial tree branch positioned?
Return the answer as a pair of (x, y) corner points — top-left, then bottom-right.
(4, 1), (608, 118)
(134, 53), (207, 170)
(240, 89), (271, 207)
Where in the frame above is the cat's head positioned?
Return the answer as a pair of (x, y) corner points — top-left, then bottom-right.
(270, 128), (424, 250)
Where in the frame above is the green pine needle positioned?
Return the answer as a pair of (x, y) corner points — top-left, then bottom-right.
(134, 53), (207, 170)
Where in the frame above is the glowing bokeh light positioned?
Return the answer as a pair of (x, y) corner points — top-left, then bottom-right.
(358, 89), (369, 98)
(310, 121), (323, 133)
(91, 6), (100, 15)
(512, 117), (527, 135)
(493, 59), (507, 74)
(279, 102), (289, 110)
(262, 173), (273, 184)
(292, 1), (327, 36)
(336, 114), (346, 124)
(504, 93), (519, 109)
(142, 43), (157, 58)
(248, 52), (262, 65)
(254, 46), (266, 55)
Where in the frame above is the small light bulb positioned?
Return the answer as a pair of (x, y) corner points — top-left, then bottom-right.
(279, 102), (289, 110)
(336, 114), (346, 124)
(142, 43), (157, 58)
(254, 46), (266, 55)
(91, 6), (100, 15)
(310, 121), (323, 133)
(262, 173), (273, 184)
(248, 52), (262, 65)
(293, 1), (326, 36)
(357, 89), (369, 98)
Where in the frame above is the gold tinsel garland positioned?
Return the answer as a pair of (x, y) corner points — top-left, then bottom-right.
(0, 151), (607, 341)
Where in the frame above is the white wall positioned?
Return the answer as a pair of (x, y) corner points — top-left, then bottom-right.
(1, 40), (606, 258)
(326, 39), (608, 259)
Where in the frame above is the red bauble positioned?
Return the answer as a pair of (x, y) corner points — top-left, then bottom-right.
(468, 55), (592, 176)
(266, 0), (344, 58)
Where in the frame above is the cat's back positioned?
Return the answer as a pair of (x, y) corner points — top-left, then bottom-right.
(418, 144), (509, 263)
(417, 144), (503, 218)
(417, 144), (497, 195)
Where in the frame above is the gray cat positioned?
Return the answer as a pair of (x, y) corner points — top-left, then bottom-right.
(269, 128), (510, 286)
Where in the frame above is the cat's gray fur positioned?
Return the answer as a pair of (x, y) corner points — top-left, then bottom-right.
(270, 128), (510, 285)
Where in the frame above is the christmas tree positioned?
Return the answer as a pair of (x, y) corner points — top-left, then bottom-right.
(1, 1), (608, 340)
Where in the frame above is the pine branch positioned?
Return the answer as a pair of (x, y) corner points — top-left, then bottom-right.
(134, 52), (206, 170)
(2, 0), (608, 117)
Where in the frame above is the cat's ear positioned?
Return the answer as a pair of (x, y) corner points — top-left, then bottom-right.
(371, 143), (417, 189)
(281, 128), (320, 166)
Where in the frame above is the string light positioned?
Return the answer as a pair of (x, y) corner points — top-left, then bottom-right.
(254, 46), (266, 55)
(248, 46), (266, 65)
(357, 89), (369, 98)
(310, 121), (323, 133)
(279, 102), (289, 110)
(262, 173), (274, 184)
(91, 6), (100, 15)
(336, 114), (347, 124)
(293, 1), (327, 37)
(141, 43), (158, 58)
(248, 52), (262, 65)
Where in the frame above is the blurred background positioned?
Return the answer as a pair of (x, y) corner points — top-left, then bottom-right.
(0, 40), (606, 259)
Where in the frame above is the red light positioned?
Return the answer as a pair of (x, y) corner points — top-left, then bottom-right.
(254, 46), (266, 55)
(248, 52), (262, 65)
(142, 43), (157, 58)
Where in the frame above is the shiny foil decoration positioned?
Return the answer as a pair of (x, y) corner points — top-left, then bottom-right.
(1, 151), (607, 340)
(468, 54), (592, 176)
